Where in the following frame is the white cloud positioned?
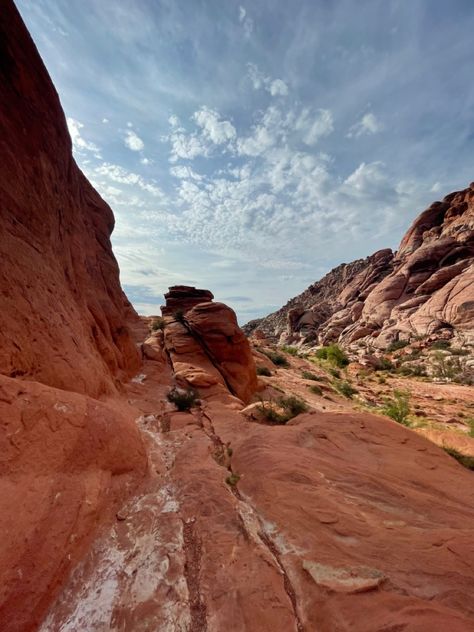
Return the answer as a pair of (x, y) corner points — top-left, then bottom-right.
(102, 118), (109, 124)
(238, 5), (253, 37)
(168, 114), (180, 127)
(295, 108), (334, 145)
(269, 79), (289, 96)
(168, 130), (209, 162)
(124, 129), (145, 151)
(193, 107), (236, 145)
(95, 162), (165, 198)
(67, 117), (99, 153)
(140, 157), (151, 165)
(347, 112), (383, 138)
(246, 63), (288, 97)
(170, 165), (203, 181)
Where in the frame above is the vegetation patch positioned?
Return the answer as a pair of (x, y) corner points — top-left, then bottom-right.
(226, 472), (241, 486)
(387, 340), (409, 352)
(308, 384), (323, 396)
(151, 317), (166, 331)
(302, 370), (321, 381)
(335, 380), (358, 399)
(263, 350), (290, 367)
(280, 345), (299, 356)
(167, 386), (199, 411)
(382, 390), (411, 426)
(258, 395), (308, 425)
(430, 340), (451, 350)
(315, 344), (349, 368)
(256, 366), (272, 376)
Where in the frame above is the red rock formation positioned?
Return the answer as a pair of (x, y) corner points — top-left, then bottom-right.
(0, 4), (147, 629)
(0, 1), (140, 398)
(246, 185), (474, 349)
(162, 286), (258, 404)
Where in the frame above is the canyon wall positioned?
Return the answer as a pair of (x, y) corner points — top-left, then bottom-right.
(246, 185), (474, 349)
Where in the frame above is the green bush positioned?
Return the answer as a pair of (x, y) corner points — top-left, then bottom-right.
(308, 384), (323, 396)
(151, 317), (166, 331)
(302, 370), (320, 381)
(167, 387), (199, 411)
(382, 390), (410, 425)
(335, 380), (358, 399)
(281, 345), (299, 356)
(279, 395), (308, 416)
(430, 340), (451, 350)
(263, 351), (290, 367)
(174, 309), (186, 323)
(387, 340), (409, 352)
(226, 472), (241, 486)
(256, 366), (272, 376)
(258, 395), (308, 425)
(328, 367), (341, 378)
(315, 344), (349, 368)
(376, 357), (394, 371)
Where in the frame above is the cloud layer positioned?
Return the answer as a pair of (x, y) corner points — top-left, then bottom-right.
(18, 0), (474, 322)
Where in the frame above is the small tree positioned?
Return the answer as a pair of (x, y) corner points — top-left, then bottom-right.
(167, 387), (199, 411)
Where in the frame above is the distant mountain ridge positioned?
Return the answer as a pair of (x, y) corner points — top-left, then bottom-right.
(244, 184), (474, 348)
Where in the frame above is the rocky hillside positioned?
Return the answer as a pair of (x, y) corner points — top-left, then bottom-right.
(2, 2), (474, 631)
(245, 186), (474, 350)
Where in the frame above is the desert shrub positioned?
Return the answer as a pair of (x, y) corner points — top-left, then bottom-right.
(280, 395), (309, 416)
(328, 367), (341, 379)
(335, 380), (358, 399)
(450, 347), (470, 356)
(281, 345), (299, 356)
(387, 340), (409, 352)
(258, 395), (308, 425)
(443, 447), (474, 471)
(377, 375), (387, 384)
(467, 418), (474, 438)
(302, 370), (320, 381)
(382, 390), (410, 425)
(173, 309), (186, 323)
(226, 472), (241, 486)
(315, 344), (349, 368)
(430, 340), (451, 350)
(263, 351), (290, 367)
(151, 317), (166, 331)
(308, 384), (323, 396)
(167, 387), (199, 411)
(432, 352), (462, 380)
(256, 366), (272, 376)
(377, 357), (394, 371)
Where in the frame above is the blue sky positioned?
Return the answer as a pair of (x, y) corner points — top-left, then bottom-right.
(16, 0), (474, 323)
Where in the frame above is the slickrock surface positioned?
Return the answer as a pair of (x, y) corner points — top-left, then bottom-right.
(39, 338), (474, 632)
(245, 186), (474, 349)
(0, 1), (140, 397)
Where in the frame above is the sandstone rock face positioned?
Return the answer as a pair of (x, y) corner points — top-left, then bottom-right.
(162, 287), (258, 404)
(161, 285), (214, 316)
(0, 1), (140, 397)
(246, 186), (474, 349)
(0, 4), (147, 629)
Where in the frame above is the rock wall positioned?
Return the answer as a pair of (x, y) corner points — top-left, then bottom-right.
(247, 185), (474, 349)
(0, 0), (140, 398)
(0, 4), (147, 629)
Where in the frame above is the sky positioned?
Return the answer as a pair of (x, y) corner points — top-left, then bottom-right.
(16, 0), (474, 324)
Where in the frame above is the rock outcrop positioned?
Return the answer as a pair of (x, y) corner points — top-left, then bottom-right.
(245, 186), (474, 349)
(0, 0), (140, 397)
(162, 286), (259, 404)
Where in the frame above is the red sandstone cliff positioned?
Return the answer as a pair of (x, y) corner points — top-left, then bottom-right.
(0, 4), (147, 629)
(0, 1), (140, 397)
(246, 185), (474, 349)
